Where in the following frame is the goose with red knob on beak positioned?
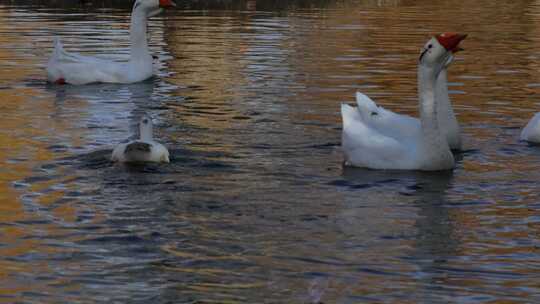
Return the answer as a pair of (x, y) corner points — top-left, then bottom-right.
(351, 33), (467, 152)
(341, 32), (467, 170)
(47, 0), (176, 85)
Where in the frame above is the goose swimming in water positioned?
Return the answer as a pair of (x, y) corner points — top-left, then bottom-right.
(47, 0), (176, 85)
(351, 39), (464, 151)
(341, 32), (467, 170)
(111, 114), (170, 163)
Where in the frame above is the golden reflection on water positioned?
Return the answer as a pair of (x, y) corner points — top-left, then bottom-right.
(0, 7), (91, 299)
(0, 90), (75, 299)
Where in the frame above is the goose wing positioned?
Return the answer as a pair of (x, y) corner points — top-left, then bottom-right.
(355, 92), (421, 139)
(341, 103), (418, 170)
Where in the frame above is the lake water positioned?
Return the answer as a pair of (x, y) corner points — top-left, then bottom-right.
(1, 0), (540, 303)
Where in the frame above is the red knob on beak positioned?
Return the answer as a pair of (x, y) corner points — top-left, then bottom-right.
(436, 32), (467, 52)
(159, 0), (176, 8)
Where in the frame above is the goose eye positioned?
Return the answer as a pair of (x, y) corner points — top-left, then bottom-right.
(428, 44), (433, 49)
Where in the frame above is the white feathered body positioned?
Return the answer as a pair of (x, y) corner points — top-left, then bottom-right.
(352, 68), (461, 151)
(353, 92), (421, 141)
(521, 112), (540, 143)
(111, 140), (170, 163)
(46, 1), (157, 85)
(341, 103), (421, 170)
(340, 34), (466, 171)
(46, 39), (153, 85)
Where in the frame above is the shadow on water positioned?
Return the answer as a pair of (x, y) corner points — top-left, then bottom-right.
(336, 161), (457, 194)
(40, 78), (184, 150)
(337, 167), (460, 302)
(44, 78), (176, 105)
(407, 171), (461, 301)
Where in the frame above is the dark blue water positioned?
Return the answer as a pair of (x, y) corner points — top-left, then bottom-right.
(1, 1), (540, 303)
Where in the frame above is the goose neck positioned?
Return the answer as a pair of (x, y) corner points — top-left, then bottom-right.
(417, 62), (454, 169)
(418, 64), (439, 129)
(130, 8), (150, 60)
(436, 68), (449, 100)
(140, 124), (153, 142)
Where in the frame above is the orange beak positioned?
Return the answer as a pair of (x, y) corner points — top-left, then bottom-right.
(436, 32), (467, 52)
(159, 0), (176, 7)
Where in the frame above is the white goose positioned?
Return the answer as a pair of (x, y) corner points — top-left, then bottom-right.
(47, 0), (176, 85)
(521, 113), (540, 143)
(111, 114), (170, 163)
(341, 33), (467, 171)
(353, 45), (463, 150)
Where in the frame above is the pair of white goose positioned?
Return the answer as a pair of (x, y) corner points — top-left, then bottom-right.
(46, 0), (174, 163)
(342, 32), (540, 171)
(341, 33), (466, 171)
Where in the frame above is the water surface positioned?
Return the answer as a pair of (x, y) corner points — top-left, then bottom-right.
(1, 1), (540, 303)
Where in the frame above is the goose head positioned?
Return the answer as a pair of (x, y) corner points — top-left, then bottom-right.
(133, 0), (176, 17)
(419, 32), (467, 72)
(139, 113), (154, 141)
